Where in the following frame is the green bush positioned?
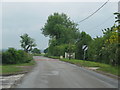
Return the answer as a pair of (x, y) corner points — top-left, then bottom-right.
(32, 53), (42, 56)
(2, 48), (33, 64)
(48, 56), (60, 59)
(44, 53), (49, 57)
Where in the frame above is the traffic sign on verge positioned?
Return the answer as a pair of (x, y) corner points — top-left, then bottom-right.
(82, 45), (88, 51)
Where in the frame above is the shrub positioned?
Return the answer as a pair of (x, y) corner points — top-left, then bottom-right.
(2, 48), (18, 64)
(2, 48), (33, 64)
(44, 53), (49, 57)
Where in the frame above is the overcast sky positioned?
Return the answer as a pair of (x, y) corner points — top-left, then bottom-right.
(1, 1), (118, 50)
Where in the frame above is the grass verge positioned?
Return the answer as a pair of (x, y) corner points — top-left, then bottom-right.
(0, 60), (36, 75)
(32, 53), (45, 56)
(60, 58), (119, 76)
(47, 56), (60, 59)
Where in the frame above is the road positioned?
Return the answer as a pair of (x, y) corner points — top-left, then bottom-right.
(16, 56), (118, 88)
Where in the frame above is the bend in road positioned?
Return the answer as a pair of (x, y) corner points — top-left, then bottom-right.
(16, 56), (118, 88)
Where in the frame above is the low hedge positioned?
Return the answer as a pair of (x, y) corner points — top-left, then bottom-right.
(2, 48), (33, 64)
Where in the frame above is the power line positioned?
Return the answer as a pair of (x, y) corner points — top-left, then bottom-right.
(78, 0), (109, 23)
(89, 14), (114, 30)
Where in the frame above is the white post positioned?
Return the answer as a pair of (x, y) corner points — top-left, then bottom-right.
(73, 53), (75, 59)
(65, 52), (66, 58)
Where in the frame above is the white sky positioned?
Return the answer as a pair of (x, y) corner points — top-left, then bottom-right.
(1, 0), (119, 2)
(1, 0), (119, 50)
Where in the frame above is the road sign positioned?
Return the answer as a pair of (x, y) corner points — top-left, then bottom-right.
(82, 45), (88, 60)
(82, 45), (88, 51)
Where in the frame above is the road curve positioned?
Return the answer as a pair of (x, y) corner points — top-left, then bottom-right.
(16, 56), (118, 88)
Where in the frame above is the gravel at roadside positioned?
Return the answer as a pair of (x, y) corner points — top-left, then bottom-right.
(0, 74), (24, 89)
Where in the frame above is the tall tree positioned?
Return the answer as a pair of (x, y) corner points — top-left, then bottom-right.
(41, 13), (79, 44)
(41, 13), (79, 56)
(20, 34), (36, 53)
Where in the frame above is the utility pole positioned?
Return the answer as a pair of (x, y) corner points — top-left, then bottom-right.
(118, 1), (120, 25)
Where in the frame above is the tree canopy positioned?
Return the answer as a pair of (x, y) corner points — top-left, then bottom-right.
(41, 13), (79, 56)
(20, 33), (36, 53)
(41, 13), (79, 44)
(32, 48), (41, 54)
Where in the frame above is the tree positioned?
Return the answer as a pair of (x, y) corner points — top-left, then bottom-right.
(103, 26), (119, 65)
(114, 12), (120, 65)
(32, 48), (41, 54)
(41, 13), (79, 44)
(20, 34), (36, 53)
(75, 31), (92, 60)
(41, 13), (79, 56)
(87, 36), (105, 62)
(44, 48), (48, 53)
(41, 13), (78, 40)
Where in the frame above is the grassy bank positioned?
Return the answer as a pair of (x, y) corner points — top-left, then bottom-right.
(0, 60), (36, 75)
(45, 55), (119, 76)
(60, 58), (119, 76)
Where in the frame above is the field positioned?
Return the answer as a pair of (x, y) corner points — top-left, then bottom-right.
(0, 60), (36, 75)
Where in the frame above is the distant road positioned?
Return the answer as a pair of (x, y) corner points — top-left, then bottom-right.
(16, 56), (118, 88)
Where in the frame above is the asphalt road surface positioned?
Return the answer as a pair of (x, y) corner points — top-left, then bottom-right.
(16, 56), (118, 88)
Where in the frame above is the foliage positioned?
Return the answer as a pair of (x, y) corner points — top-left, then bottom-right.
(42, 12), (119, 66)
(44, 53), (49, 57)
(42, 13), (79, 56)
(87, 25), (119, 66)
(20, 33), (36, 53)
(86, 13), (120, 66)
(87, 36), (105, 62)
(54, 44), (76, 56)
(47, 56), (60, 59)
(103, 25), (120, 66)
(32, 48), (41, 54)
(75, 31), (92, 60)
(44, 48), (48, 53)
(2, 48), (33, 64)
(41, 13), (79, 42)
(0, 51), (2, 54)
